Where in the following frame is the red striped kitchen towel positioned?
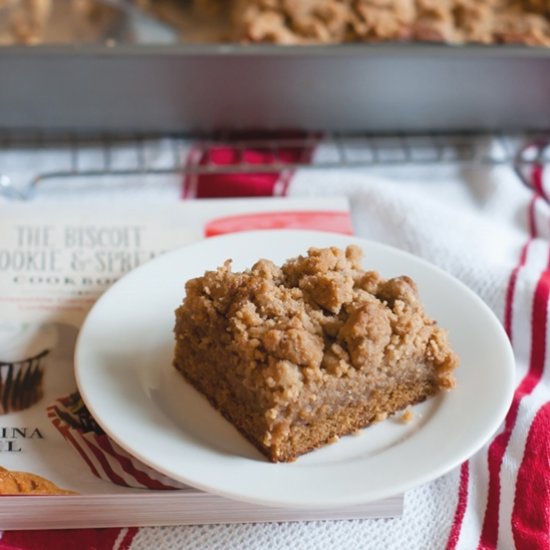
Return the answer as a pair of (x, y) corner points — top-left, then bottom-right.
(284, 147), (550, 550)
(176, 139), (550, 550)
(2, 138), (548, 550)
(181, 135), (317, 199)
(444, 171), (550, 550)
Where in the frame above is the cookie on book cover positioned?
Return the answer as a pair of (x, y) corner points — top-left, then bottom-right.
(0, 466), (75, 495)
(48, 392), (185, 490)
(0, 322), (57, 414)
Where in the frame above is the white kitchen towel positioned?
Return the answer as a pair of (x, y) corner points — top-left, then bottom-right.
(1, 137), (547, 550)
(131, 152), (549, 548)
(287, 162), (548, 550)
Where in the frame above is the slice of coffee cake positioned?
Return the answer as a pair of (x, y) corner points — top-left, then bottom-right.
(173, 245), (458, 462)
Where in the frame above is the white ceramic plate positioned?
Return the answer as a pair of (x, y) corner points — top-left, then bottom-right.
(75, 230), (515, 508)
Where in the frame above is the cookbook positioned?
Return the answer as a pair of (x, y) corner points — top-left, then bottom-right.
(0, 197), (402, 529)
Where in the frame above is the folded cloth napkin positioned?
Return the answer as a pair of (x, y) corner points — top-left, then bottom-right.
(1, 137), (547, 550)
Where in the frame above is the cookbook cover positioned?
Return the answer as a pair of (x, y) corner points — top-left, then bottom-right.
(0, 197), (402, 528)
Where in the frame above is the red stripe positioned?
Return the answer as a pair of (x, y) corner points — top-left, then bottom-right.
(446, 462), (470, 550)
(532, 164), (546, 201)
(512, 402), (550, 550)
(446, 194), (538, 549)
(95, 435), (176, 490)
(118, 527), (140, 550)
(48, 408), (101, 478)
(0, 528), (125, 550)
(504, 241), (531, 340)
(527, 269), (550, 393)
(529, 194), (539, 238)
(79, 434), (128, 486)
(478, 266), (550, 549)
(180, 135), (319, 199)
(203, 210), (354, 237)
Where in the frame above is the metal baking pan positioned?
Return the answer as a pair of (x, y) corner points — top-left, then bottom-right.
(1, 43), (549, 134)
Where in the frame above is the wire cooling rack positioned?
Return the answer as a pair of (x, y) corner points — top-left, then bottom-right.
(0, 132), (548, 200)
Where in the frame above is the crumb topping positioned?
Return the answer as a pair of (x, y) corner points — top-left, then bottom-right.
(176, 245), (458, 408)
(401, 407), (414, 423)
(232, 0), (550, 46)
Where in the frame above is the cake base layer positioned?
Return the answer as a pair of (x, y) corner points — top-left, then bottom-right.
(269, 378), (437, 463)
(175, 352), (438, 462)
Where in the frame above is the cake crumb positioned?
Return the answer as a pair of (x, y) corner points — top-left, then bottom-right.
(327, 435), (340, 444)
(401, 408), (414, 423)
(374, 412), (388, 423)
